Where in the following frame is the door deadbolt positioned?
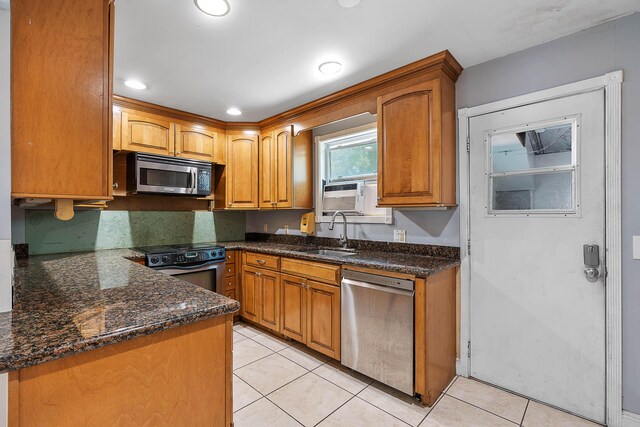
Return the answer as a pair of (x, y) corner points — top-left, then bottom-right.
(583, 244), (601, 279)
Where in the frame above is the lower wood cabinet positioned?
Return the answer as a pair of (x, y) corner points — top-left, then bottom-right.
(280, 274), (341, 360)
(240, 265), (281, 333)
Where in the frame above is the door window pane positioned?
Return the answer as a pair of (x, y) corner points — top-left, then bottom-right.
(491, 123), (573, 173)
(491, 171), (573, 211)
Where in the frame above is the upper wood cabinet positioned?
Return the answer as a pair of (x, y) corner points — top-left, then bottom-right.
(260, 126), (293, 209)
(11, 0), (114, 201)
(226, 134), (259, 209)
(121, 109), (175, 156)
(377, 77), (457, 207)
(175, 122), (220, 162)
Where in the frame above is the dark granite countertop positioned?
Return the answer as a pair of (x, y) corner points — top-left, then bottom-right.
(0, 249), (239, 372)
(220, 241), (460, 278)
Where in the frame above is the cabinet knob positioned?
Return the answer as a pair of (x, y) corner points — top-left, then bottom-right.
(113, 182), (119, 190)
(228, 202), (232, 207)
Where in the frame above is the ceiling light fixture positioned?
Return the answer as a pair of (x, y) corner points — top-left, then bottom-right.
(124, 79), (147, 90)
(318, 61), (342, 75)
(226, 107), (242, 116)
(337, 0), (360, 8)
(195, 0), (230, 17)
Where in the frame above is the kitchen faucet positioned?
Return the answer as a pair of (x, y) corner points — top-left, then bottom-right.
(329, 210), (349, 249)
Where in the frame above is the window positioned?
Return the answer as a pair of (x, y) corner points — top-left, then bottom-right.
(487, 117), (579, 215)
(315, 124), (391, 224)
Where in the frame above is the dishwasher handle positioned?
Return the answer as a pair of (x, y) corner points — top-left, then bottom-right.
(341, 278), (414, 297)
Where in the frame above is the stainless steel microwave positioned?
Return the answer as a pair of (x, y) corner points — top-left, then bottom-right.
(128, 153), (212, 196)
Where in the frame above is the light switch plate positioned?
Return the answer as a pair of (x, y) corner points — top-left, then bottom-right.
(634, 236), (640, 260)
(394, 230), (406, 243)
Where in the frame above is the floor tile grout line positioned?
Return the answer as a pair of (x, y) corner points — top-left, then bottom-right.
(232, 374), (265, 413)
(446, 394), (520, 425)
(310, 364), (373, 396)
(275, 347), (328, 372)
(312, 393), (359, 427)
(351, 395), (414, 427)
(520, 400), (530, 426)
(233, 349), (277, 371)
(354, 383), (430, 427)
(261, 395), (305, 427)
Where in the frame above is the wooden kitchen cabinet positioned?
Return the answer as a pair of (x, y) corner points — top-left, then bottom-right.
(120, 109), (176, 156)
(280, 274), (341, 360)
(259, 126), (293, 209)
(281, 274), (307, 343)
(226, 134), (259, 209)
(377, 76), (457, 207)
(240, 264), (281, 333)
(11, 0), (114, 201)
(240, 266), (260, 323)
(175, 122), (220, 162)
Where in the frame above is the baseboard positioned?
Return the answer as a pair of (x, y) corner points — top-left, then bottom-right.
(623, 411), (640, 426)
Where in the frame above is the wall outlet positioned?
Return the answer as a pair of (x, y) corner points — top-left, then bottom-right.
(284, 225), (289, 235)
(263, 223), (268, 233)
(394, 229), (406, 243)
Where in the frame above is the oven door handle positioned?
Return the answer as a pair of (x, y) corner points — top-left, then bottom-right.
(156, 260), (223, 274)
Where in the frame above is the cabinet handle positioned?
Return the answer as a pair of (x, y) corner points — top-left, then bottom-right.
(256, 259), (266, 265)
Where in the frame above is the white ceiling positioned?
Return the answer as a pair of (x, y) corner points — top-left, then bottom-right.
(114, 0), (640, 122)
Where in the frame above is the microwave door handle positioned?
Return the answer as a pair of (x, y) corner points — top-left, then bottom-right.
(190, 169), (197, 193)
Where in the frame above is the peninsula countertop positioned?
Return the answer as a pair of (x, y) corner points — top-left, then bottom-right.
(0, 248), (239, 372)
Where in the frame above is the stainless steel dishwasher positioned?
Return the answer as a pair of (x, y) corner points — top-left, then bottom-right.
(341, 269), (415, 395)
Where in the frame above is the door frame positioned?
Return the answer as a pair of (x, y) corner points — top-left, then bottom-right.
(458, 71), (623, 426)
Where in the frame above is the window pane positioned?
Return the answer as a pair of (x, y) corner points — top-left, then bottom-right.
(491, 123), (573, 173)
(491, 171), (573, 211)
(329, 142), (377, 180)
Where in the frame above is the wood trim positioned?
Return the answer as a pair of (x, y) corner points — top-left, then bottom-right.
(414, 277), (427, 397)
(8, 371), (18, 427)
(113, 95), (227, 131)
(341, 265), (416, 281)
(259, 50), (462, 130)
(225, 316), (233, 427)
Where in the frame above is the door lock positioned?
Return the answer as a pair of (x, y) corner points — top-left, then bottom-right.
(583, 244), (601, 279)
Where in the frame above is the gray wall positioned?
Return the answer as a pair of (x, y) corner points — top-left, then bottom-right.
(455, 12), (640, 414)
(246, 115), (461, 247)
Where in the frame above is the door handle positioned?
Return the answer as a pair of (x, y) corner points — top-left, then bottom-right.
(583, 244), (601, 279)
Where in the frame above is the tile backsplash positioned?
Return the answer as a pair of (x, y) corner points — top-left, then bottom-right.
(25, 210), (246, 255)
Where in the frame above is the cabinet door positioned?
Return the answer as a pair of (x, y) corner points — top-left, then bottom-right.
(259, 270), (281, 332)
(259, 132), (275, 208)
(175, 123), (217, 162)
(226, 134), (259, 209)
(377, 81), (440, 206)
(113, 107), (122, 150)
(121, 109), (175, 156)
(306, 280), (341, 360)
(281, 274), (307, 343)
(241, 266), (260, 323)
(274, 127), (293, 208)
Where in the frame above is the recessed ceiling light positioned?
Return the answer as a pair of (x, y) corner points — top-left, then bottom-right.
(318, 61), (342, 75)
(226, 107), (242, 116)
(337, 0), (360, 8)
(195, 0), (230, 17)
(124, 79), (147, 90)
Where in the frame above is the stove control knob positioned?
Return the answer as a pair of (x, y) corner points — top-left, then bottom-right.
(150, 256), (160, 265)
(217, 249), (224, 257)
(161, 256), (169, 263)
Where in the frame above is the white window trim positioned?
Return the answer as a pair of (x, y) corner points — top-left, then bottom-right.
(458, 71), (623, 427)
(314, 123), (392, 224)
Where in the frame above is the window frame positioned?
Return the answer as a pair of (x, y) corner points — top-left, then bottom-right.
(484, 115), (582, 217)
(315, 123), (392, 225)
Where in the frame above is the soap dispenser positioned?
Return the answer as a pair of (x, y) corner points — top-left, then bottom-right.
(300, 212), (316, 236)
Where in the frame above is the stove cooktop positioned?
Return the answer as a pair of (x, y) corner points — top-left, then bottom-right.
(135, 243), (226, 267)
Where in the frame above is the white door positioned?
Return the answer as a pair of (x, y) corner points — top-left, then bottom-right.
(468, 90), (605, 423)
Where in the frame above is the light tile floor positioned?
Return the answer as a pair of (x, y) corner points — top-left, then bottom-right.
(232, 322), (600, 427)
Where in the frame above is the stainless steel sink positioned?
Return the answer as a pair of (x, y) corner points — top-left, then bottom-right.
(302, 248), (357, 257)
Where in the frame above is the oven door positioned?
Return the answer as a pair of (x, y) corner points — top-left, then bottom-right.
(136, 160), (198, 195)
(156, 261), (225, 294)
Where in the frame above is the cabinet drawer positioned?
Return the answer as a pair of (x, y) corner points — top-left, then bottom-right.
(226, 251), (237, 264)
(281, 258), (340, 286)
(224, 276), (236, 291)
(244, 252), (280, 271)
(224, 263), (236, 277)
